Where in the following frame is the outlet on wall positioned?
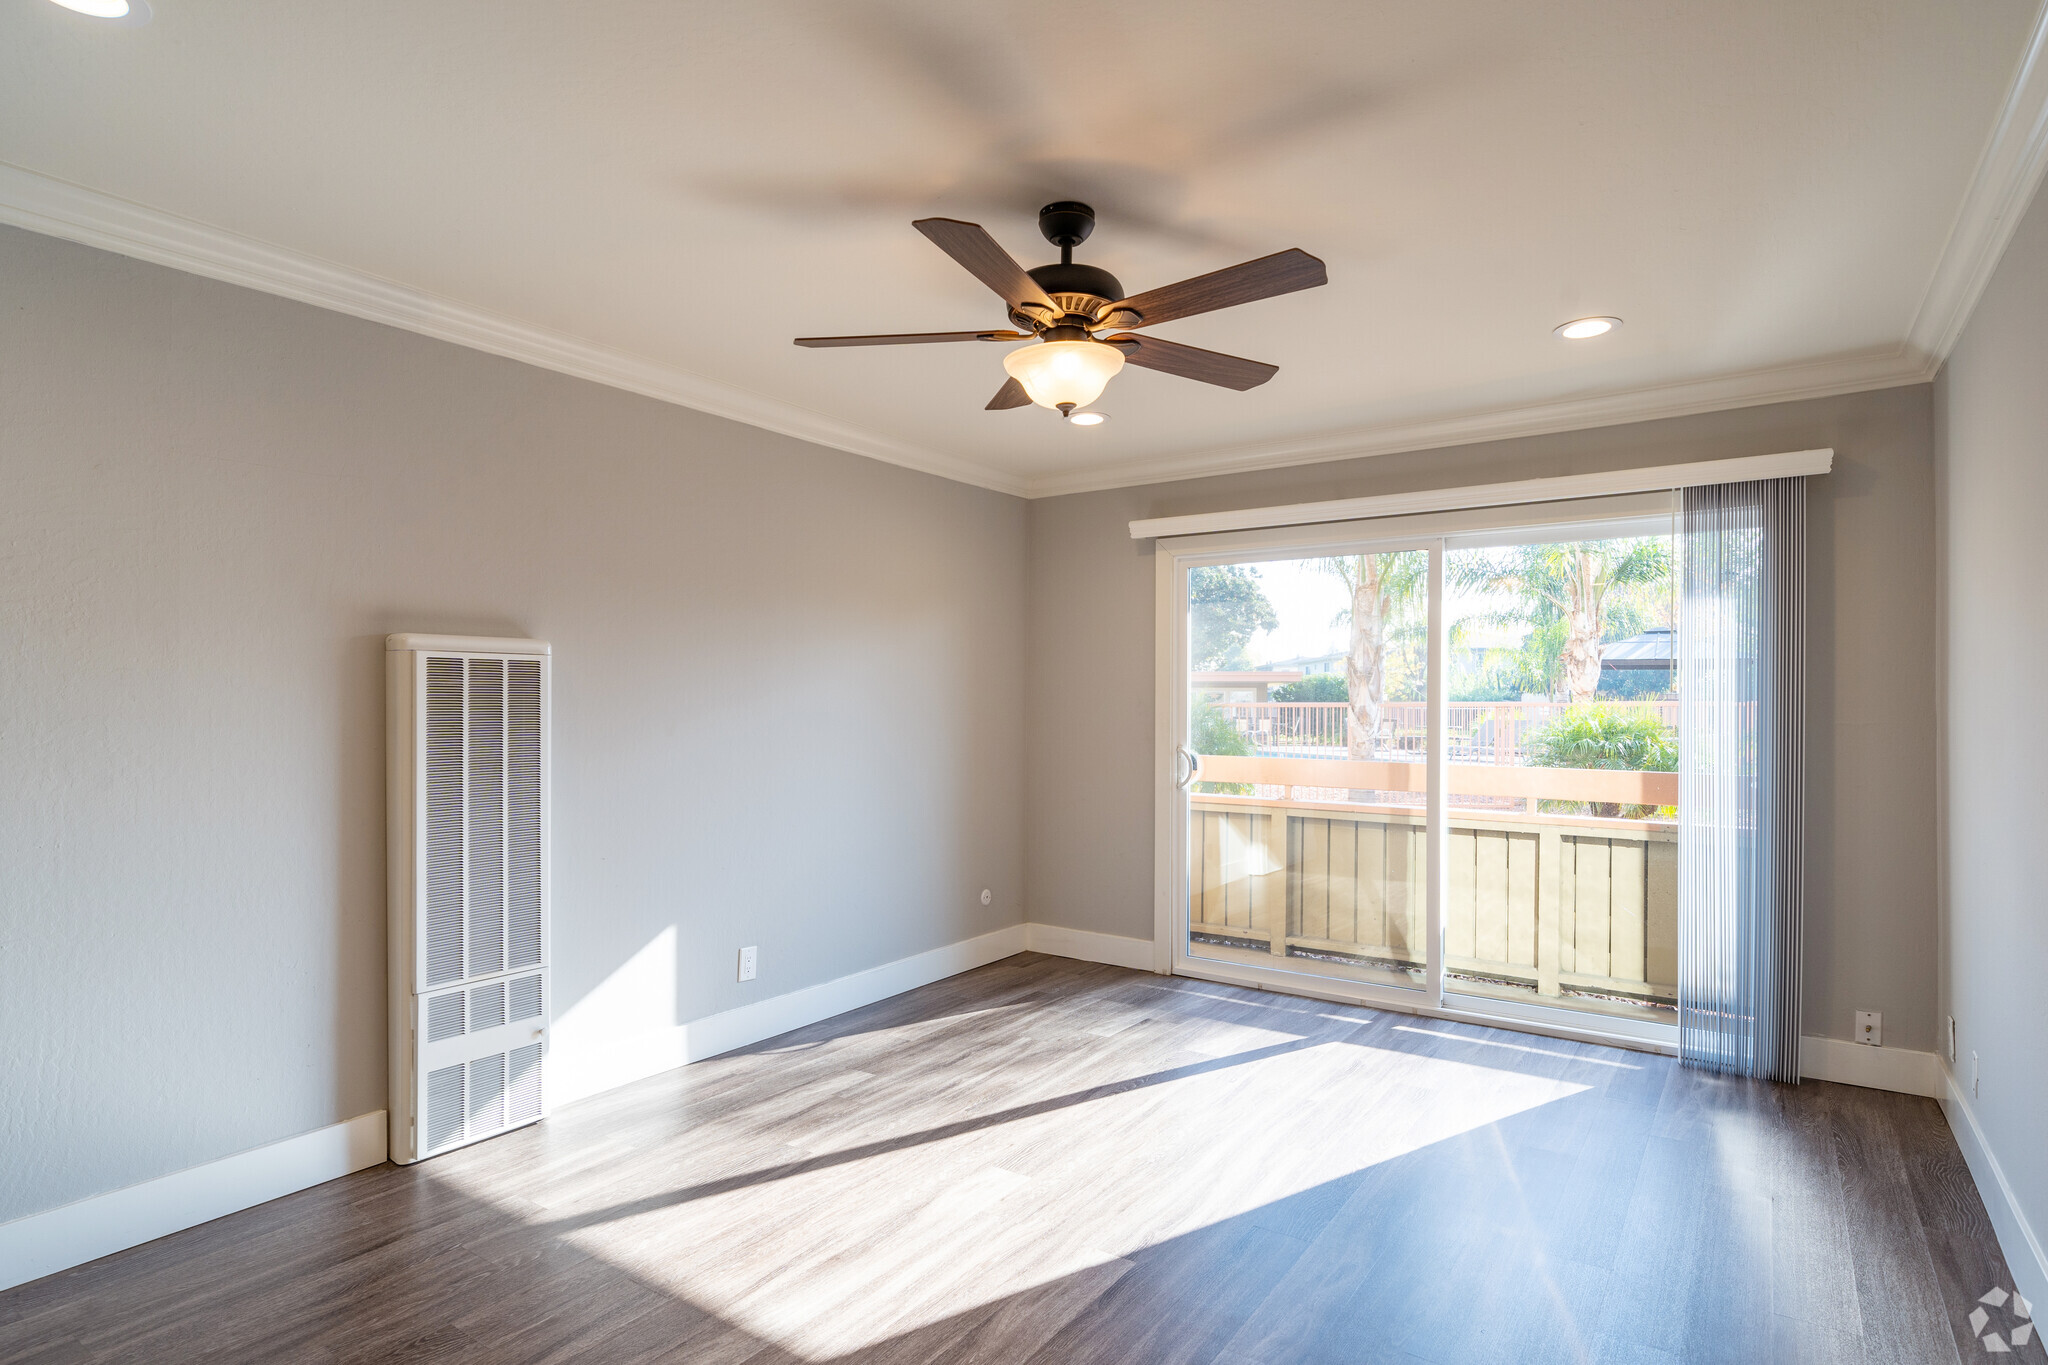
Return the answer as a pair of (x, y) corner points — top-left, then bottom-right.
(738, 945), (758, 982)
(1854, 1010), (1882, 1047)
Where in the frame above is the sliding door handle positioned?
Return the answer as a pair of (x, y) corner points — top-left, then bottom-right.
(1175, 745), (1202, 791)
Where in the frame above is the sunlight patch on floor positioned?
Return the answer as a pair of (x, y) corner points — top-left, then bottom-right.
(486, 1040), (1593, 1360)
(1387, 1023), (1647, 1068)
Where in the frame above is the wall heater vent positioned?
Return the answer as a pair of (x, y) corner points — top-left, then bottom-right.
(388, 633), (551, 1163)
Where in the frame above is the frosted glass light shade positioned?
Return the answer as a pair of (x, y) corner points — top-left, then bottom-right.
(1002, 340), (1125, 410)
(49, 0), (131, 14)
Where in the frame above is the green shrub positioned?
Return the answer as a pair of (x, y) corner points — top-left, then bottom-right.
(1271, 673), (1347, 703)
(1190, 697), (1254, 794)
(1525, 704), (1675, 819)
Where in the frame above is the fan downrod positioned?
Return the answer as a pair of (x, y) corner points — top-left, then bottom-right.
(1020, 201), (1122, 326)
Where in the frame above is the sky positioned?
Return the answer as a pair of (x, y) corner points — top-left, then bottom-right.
(1243, 557), (1352, 665)
(1242, 554), (1523, 669)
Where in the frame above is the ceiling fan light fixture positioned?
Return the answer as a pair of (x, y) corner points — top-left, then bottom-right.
(1001, 339), (1125, 411)
(798, 208), (1326, 418)
(1066, 411), (1108, 426)
(1555, 316), (1621, 340)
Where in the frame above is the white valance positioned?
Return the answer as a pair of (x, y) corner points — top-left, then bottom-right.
(1127, 448), (1833, 540)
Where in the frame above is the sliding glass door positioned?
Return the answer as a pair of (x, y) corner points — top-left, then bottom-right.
(1162, 499), (1680, 1042)
(1179, 542), (1438, 996)
(1437, 519), (1679, 1028)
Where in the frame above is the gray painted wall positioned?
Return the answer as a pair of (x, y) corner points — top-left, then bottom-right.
(1935, 182), (2048, 1276)
(1025, 385), (1938, 1051)
(0, 210), (1959, 1237)
(0, 226), (1027, 1224)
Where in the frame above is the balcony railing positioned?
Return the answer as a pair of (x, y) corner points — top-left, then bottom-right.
(1210, 699), (1681, 764)
(1186, 755), (1676, 1022)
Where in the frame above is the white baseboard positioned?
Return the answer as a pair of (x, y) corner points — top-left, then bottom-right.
(0, 1110), (386, 1294)
(0, 944), (1986, 1305)
(1024, 922), (1158, 972)
(1000, 955), (1959, 1100)
(1, 923), (1045, 1297)
(1941, 1061), (2048, 1315)
(1798, 1034), (1943, 1097)
(548, 921), (1161, 1108)
(549, 924), (1029, 1105)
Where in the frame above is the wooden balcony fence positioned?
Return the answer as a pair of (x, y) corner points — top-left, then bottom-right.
(1186, 756), (1677, 1019)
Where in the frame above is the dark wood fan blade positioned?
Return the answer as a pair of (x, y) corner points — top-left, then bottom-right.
(986, 377), (1033, 410)
(1105, 333), (1278, 390)
(1099, 248), (1326, 329)
(914, 218), (1058, 317)
(795, 330), (1029, 347)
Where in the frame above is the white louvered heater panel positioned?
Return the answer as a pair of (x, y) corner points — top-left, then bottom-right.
(387, 633), (551, 1164)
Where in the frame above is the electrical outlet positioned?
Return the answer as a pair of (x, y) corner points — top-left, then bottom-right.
(738, 945), (758, 982)
(1855, 1010), (1882, 1047)
(980, 888), (993, 906)
(1948, 1014), (1958, 1063)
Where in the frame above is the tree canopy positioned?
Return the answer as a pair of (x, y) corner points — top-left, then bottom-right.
(1188, 564), (1278, 671)
(1448, 539), (1671, 702)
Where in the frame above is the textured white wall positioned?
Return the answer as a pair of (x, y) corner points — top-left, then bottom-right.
(1935, 181), (2048, 1271)
(0, 226), (1027, 1224)
(1025, 385), (1940, 1050)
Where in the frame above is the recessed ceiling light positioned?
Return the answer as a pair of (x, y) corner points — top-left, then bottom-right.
(1066, 411), (1108, 426)
(48, 0), (150, 20)
(1555, 316), (1621, 340)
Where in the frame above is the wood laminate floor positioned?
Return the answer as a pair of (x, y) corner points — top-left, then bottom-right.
(2, 953), (2035, 1364)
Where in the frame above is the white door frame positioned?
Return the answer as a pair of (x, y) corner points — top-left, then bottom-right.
(1151, 493), (1683, 1053)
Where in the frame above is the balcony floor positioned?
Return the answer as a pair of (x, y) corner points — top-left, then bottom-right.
(1, 953), (2027, 1364)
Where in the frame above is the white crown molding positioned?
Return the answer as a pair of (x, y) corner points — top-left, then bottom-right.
(0, 162), (1031, 498)
(1905, 0), (2048, 364)
(17, 49), (2048, 510)
(1029, 349), (1927, 498)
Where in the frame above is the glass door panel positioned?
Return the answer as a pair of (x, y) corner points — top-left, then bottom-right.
(1182, 548), (1431, 993)
(1441, 527), (1679, 1026)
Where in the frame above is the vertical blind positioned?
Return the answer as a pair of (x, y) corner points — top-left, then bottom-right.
(1677, 477), (1807, 1081)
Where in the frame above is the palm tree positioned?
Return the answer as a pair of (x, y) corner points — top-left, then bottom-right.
(1450, 540), (1671, 703)
(1320, 551), (1429, 758)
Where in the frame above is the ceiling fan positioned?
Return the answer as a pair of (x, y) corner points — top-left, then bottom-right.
(795, 202), (1327, 423)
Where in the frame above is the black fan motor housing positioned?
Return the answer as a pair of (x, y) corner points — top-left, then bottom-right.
(1027, 262), (1124, 304)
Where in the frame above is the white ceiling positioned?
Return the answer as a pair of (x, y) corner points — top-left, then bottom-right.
(3, 0), (2044, 496)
